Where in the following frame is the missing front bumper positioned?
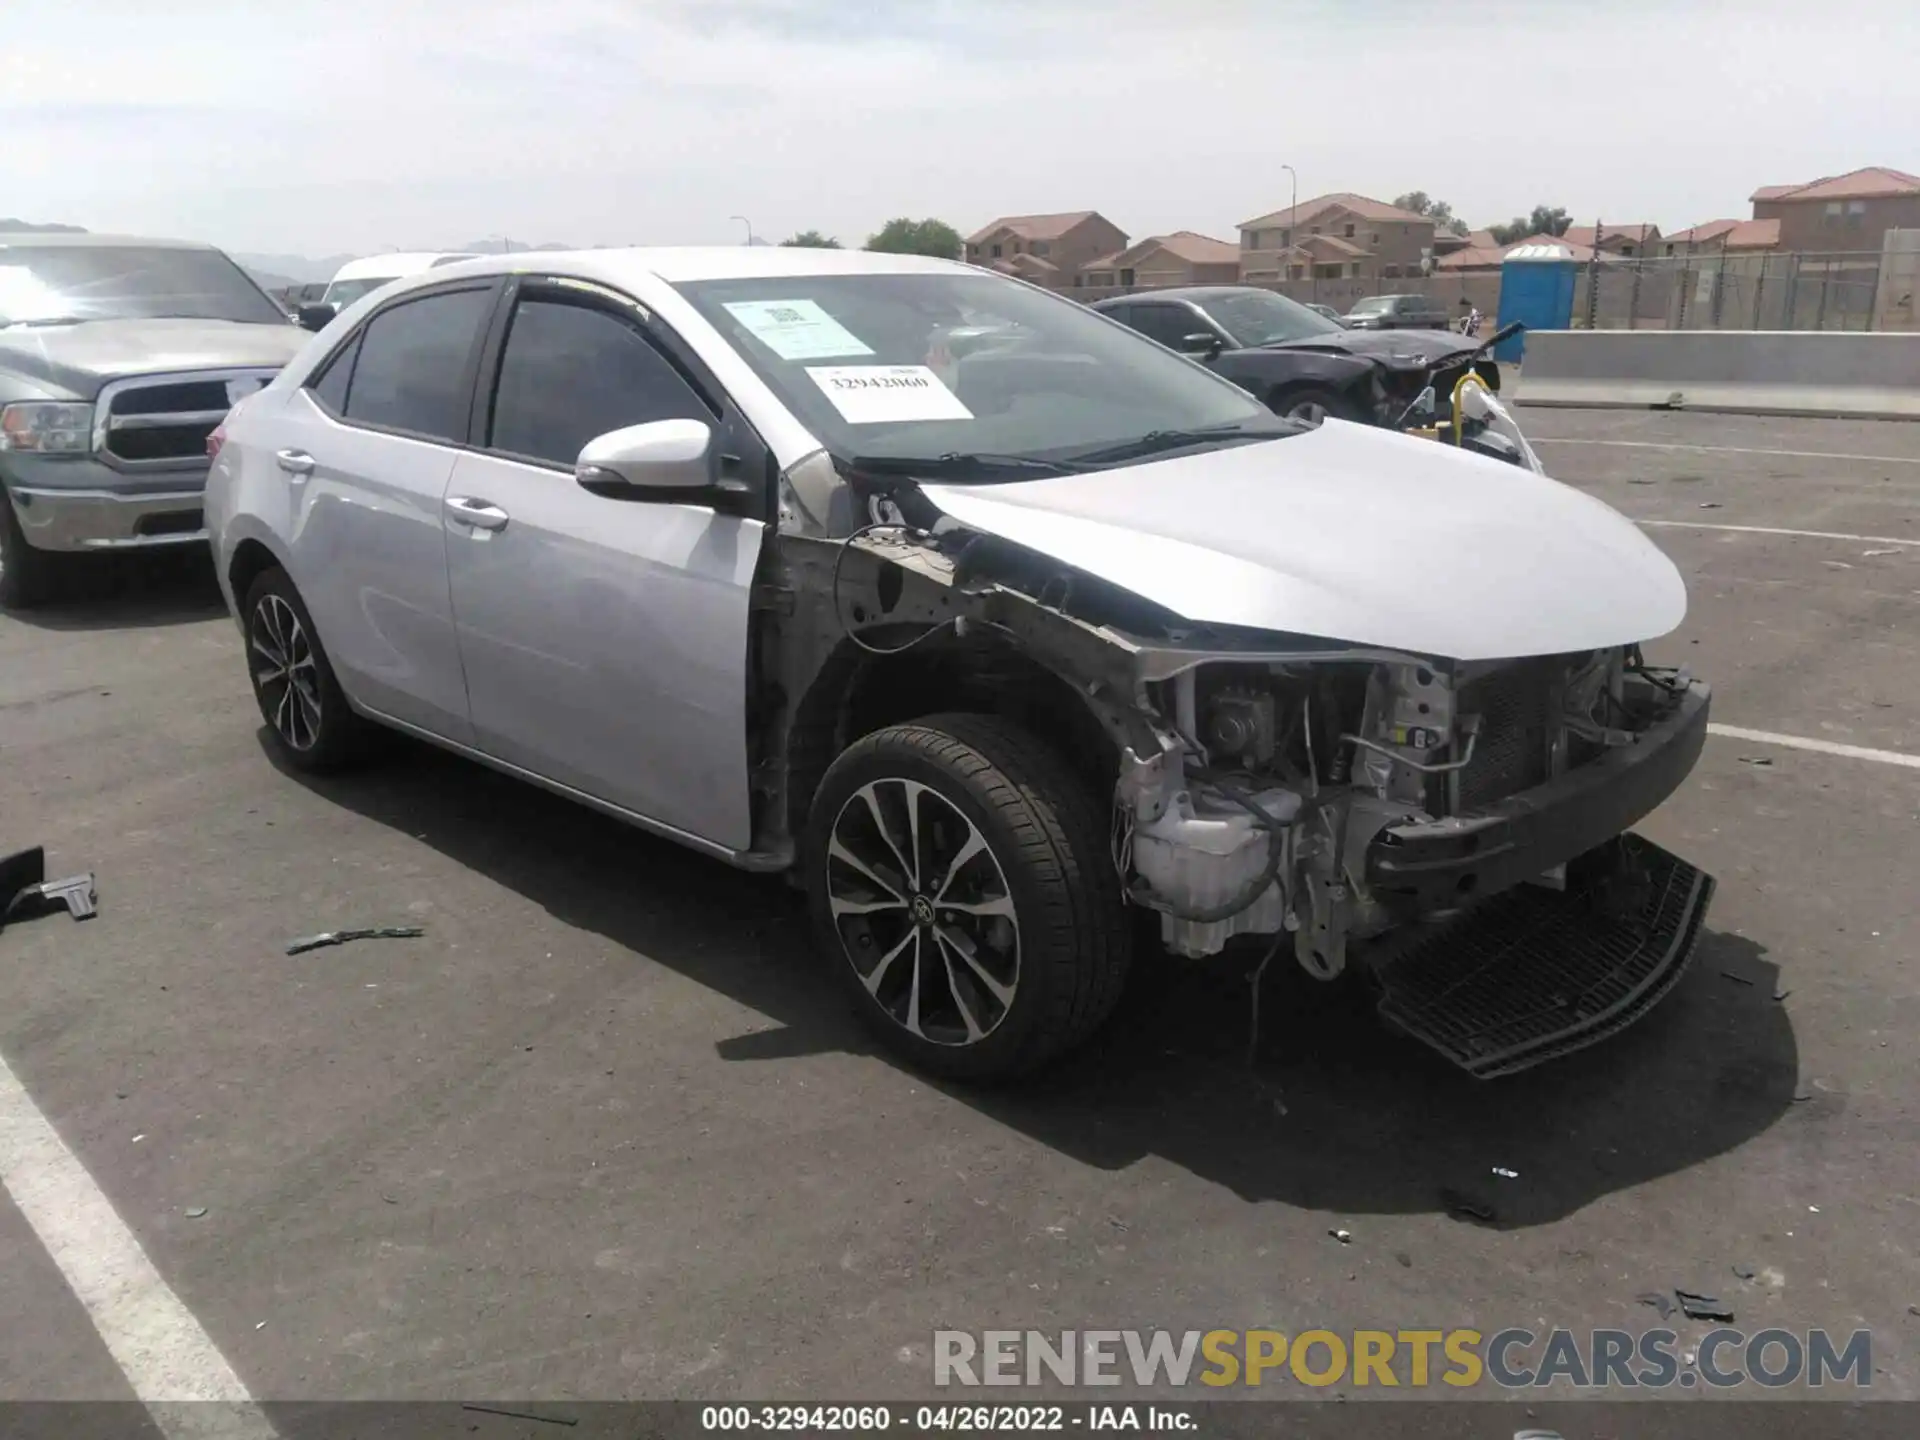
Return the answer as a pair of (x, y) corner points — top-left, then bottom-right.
(1369, 833), (1715, 1078)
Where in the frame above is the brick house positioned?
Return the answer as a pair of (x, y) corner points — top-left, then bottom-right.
(1748, 167), (1920, 252)
(1659, 219), (1781, 257)
(1079, 231), (1241, 289)
(1236, 193), (1436, 282)
(964, 212), (1129, 290)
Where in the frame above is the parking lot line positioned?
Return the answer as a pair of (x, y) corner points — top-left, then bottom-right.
(1639, 520), (1920, 547)
(1709, 723), (1920, 770)
(1535, 436), (1920, 466)
(0, 1051), (277, 1434)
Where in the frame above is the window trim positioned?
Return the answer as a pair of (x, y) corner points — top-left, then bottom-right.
(468, 276), (726, 473)
(300, 278), (502, 447)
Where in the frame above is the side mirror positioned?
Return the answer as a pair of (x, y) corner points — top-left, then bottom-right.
(1180, 332), (1223, 357)
(296, 304), (336, 332)
(576, 418), (714, 497)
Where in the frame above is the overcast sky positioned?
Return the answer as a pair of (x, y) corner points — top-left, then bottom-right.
(4, 0), (1911, 259)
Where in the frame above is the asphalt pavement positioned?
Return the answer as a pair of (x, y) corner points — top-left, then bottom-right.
(2, 410), (1917, 1416)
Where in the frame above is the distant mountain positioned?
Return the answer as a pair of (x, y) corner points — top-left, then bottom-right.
(0, 218), (87, 234)
(458, 239), (574, 254)
(231, 252), (355, 285)
(241, 267), (301, 294)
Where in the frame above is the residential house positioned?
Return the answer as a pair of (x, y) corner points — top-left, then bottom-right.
(1563, 223), (1662, 258)
(1236, 193), (1436, 283)
(964, 212), (1128, 290)
(1660, 219), (1781, 257)
(1748, 166), (1920, 252)
(1080, 231), (1241, 289)
(1434, 232), (1613, 273)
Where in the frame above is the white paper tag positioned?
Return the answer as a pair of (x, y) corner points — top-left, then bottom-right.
(806, 365), (974, 424)
(722, 299), (874, 361)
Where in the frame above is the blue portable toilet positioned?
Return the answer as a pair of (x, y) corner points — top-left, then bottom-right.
(1494, 243), (1578, 364)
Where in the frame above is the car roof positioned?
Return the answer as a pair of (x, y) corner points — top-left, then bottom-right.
(0, 232), (218, 252)
(382, 246), (981, 295)
(1089, 285), (1272, 308)
(329, 251), (483, 281)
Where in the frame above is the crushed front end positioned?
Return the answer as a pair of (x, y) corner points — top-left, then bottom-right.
(1115, 642), (1715, 1076)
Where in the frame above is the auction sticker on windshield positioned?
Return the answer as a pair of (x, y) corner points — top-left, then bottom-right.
(807, 365), (974, 424)
(723, 298), (874, 360)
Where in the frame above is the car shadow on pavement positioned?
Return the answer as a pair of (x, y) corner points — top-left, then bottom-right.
(1, 552), (226, 632)
(269, 730), (1800, 1231)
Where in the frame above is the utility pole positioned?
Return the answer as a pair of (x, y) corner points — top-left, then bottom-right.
(730, 215), (754, 246)
(1280, 163), (1298, 294)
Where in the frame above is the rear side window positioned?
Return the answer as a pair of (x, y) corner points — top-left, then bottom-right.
(341, 288), (492, 441)
(487, 298), (713, 468)
(307, 332), (360, 414)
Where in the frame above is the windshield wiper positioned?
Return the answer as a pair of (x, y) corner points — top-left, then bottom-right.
(1067, 423), (1275, 466)
(845, 451), (1089, 479)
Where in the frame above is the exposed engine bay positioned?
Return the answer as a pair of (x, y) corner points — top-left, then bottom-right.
(760, 443), (1715, 1076)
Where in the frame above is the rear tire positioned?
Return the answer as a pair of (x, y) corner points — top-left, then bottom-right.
(242, 566), (373, 773)
(804, 713), (1131, 1083)
(0, 489), (61, 610)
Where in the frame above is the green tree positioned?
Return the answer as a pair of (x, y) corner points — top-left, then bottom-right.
(1393, 192), (1471, 238)
(780, 230), (842, 249)
(1485, 206), (1573, 246)
(864, 217), (964, 260)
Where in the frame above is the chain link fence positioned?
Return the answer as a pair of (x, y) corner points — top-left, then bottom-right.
(1574, 251), (1884, 331)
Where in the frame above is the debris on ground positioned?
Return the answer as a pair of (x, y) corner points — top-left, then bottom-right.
(1720, 970), (1755, 986)
(1676, 1289), (1735, 1322)
(1394, 1251), (1413, 1268)
(1636, 1291), (1675, 1320)
(1793, 1087), (1814, 1102)
(1698, 501), (1723, 509)
(1492, 1166), (1520, 1179)
(1440, 1188), (1497, 1224)
(1732, 1263), (1757, 1281)
(1862, 549), (1901, 557)
(1774, 987), (1792, 1002)
(285, 925), (426, 956)
(1823, 561), (1854, 570)
(1738, 756), (1773, 767)
(1, 845), (98, 928)
(184, 1207), (208, 1219)
(1329, 1228), (1352, 1245)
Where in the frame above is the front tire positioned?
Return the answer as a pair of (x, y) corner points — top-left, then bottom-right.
(1273, 386), (1360, 427)
(0, 489), (61, 610)
(804, 713), (1131, 1082)
(242, 566), (371, 773)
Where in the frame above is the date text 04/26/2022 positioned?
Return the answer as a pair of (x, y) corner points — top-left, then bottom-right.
(698, 1404), (1196, 1431)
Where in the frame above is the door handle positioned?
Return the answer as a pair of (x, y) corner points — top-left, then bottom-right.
(445, 496), (510, 532)
(275, 449), (315, 476)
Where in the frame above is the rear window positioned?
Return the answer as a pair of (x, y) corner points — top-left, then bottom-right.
(338, 288), (493, 441)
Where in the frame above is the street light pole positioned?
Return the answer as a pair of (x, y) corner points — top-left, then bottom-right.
(1280, 163), (1298, 295)
(730, 215), (754, 246)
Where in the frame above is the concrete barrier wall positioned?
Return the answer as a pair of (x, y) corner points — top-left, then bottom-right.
(1513, 330), (1920, 420)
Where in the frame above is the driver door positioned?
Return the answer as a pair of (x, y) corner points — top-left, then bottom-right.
(441, 278), (768, 852)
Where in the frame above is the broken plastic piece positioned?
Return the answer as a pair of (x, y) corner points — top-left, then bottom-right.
(1732, 1263), (1756, 1281)
(1329, 1228), (1352, 1245)
(1, 846), (97, 927)
(285, 925), (425, 956)
(1492, 1166), (1520, 1179)
(1676, 1289), (1734, 1322)
(1440, 1188), (1497, 1224)
(1636, 1292), (1675, 1320)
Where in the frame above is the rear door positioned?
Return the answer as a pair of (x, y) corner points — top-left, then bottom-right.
(441, 277), (768, 850)
(274, 281), (498, 742)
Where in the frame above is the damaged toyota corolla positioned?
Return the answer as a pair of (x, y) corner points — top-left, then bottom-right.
(206, 247), (1714, 1083)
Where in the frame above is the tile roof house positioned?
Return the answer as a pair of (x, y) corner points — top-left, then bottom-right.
(1748, 166), (1920, 252)
(1080, 231), (1241, 289)
(1434, 232), (1616, 272)
(1236, 192), (1438, 283)
(964, 211), (1128, 289)
(1563, 223), (1662, 257)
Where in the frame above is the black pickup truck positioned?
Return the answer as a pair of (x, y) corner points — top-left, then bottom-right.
(1, 234), (311, 607)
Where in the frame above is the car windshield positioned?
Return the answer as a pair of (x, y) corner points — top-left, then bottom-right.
(0, 245), (287, 327)
(320, 275), (402, 308)
(671, 270), (1287, 476)
(1347, 297), (1393, 315)
(1195, 289), (1345, 347)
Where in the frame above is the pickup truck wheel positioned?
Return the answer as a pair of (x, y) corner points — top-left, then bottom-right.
(242, 567), (370, 773)
(805, 713), (1130, 1082)
(1274, 387), (1358, 427)
(0, 490), (61, 610)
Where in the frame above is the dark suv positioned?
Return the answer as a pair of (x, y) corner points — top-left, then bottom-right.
(1344, 293), (1452, 330)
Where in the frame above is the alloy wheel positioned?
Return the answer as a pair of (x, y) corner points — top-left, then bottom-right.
(826, 778), (1021, 1047)
(250, 593), (324, 751)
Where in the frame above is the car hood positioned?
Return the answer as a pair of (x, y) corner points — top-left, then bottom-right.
(921, 420), (1685, 662)
(1271, 326), (1474, 366)
(0, 318), (310, 399)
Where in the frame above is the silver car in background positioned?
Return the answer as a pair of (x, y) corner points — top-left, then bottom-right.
(206, 247), (1714, 1084)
